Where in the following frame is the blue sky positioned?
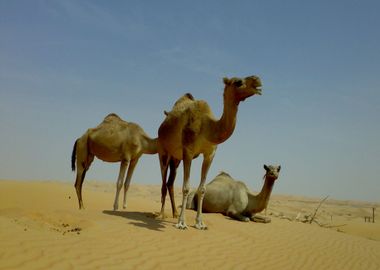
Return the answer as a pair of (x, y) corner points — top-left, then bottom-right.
(1, 0), (379, 202)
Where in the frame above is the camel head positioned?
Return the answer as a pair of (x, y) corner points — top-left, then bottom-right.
(263, 164), (281, 181)
(223, 75), (262, 103)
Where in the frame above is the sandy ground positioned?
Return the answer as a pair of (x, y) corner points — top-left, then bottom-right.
(0, 179), (379, 270)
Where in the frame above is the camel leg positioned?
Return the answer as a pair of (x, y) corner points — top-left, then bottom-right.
(157, 154), (169, 219)
(167, 159), (180, 218)
(194, 151), (215, 230)
(74, 145), (94, 209)
(74, 166), (87, 209)
(227, 211), (250, 222)
(250, 214), (271, 223)
(176, 151), (192, 229)
(74, 155), (94, 210)
(113, 160), (128, 211)
(122, 158), (139, 209)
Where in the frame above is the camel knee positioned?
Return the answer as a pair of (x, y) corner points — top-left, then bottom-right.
(116, 181), (123, 190)
(166, 181), (172, 189)
(197, 185), (206, 197)
(161, 183), (167, 196)
(123, 180), (131, 191)
(74, 170), (86, 189)
(74, 182), (81, 193)
(166, 181), (174, 193)
(182, 185), (190, 196)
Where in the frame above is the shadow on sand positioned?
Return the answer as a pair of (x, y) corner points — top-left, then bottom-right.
(102, 210), (173, 232)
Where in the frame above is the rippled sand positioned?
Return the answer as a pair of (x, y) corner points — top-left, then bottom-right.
(0, 180), (379, 269)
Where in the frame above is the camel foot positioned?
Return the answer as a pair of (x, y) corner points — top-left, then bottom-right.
(78, 202), (85, 210)
(251, 215), (271, 223)
(228, 212), (249, 222)
(241, 217), (250, 222)
(154, 212), (166, 220)
(195, 221), (208, 230)
(175, 221), (188, 230)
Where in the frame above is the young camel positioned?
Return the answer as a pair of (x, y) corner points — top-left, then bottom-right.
(71, 113), (158, 210)
(186, 165), (281, 223)
(157, 75), (262, 229)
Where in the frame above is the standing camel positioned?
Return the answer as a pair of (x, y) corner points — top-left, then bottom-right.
(186, 165), (281, 223)
(71, 113), (158, 210)
(157, 75), (262, 229)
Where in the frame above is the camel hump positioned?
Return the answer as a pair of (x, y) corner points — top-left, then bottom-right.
(217, 171), (231, 178)
(184, 93), (194, 100)
(164, 92), (196, 116)
(102, 113), (127, 125)
(173, 93), (195, 106)
(104, 113), (122, 120)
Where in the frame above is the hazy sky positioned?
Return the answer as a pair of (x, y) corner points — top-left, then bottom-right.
(1, 0), (379, 202)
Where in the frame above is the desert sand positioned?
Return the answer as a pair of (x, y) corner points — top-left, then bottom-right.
(0, 179), (379, 270)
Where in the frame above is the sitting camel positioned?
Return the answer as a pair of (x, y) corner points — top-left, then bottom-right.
(186, 165), (281, 223)
(157, 75), (262, 229)
(71, 113), (158, 210)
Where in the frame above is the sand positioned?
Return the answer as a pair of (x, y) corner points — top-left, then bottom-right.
(0, 179), (379, 270)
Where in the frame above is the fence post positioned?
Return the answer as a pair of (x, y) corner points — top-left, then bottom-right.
(373, 207), (375, 223)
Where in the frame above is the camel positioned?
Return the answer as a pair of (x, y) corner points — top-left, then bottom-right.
(157, 93), (192, 219)
(71, 113), (158, 210)
(186, 165), (281, 223)
(157, 75), (262, 229)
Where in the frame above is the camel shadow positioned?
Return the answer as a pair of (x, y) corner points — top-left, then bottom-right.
(102, 210), (172, 232)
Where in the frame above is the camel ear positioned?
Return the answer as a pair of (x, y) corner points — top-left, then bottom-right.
(223, 77), (231, 85)
(278, 165), (281, 172)
(264, 164), (269, 171)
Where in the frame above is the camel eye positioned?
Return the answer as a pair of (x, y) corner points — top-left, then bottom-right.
(233, 80), (243, 87)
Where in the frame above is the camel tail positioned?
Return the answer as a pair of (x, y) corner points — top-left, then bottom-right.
(185, 190), (197, 210)
(71, 140), (78, 171)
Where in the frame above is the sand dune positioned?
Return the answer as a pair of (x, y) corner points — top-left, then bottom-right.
(0, 180), (379, 270)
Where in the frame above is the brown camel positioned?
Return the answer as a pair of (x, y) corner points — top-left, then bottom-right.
(157, 75), (262, 229)
(71, 113), (158, 210)
(186, 165), (281, 223)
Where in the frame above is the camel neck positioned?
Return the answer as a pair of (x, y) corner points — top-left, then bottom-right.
(207, 96), (238, 144)
(142, 137), (158, 154)
(247, 177), (275, 214)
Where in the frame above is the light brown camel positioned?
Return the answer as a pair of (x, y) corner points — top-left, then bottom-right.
(186, 165), (281, 223)
(71, 113), (158, 210)
(157, 75), (262, 229)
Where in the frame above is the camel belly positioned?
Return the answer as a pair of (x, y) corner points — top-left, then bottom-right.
(202, 185), (232, 213)
(160, 135), (215, 161)
(158, 114), (209, 160)
(87, 138), (124, 162)
(90, 144), (123, 162)
(202, 178), (248, 214)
